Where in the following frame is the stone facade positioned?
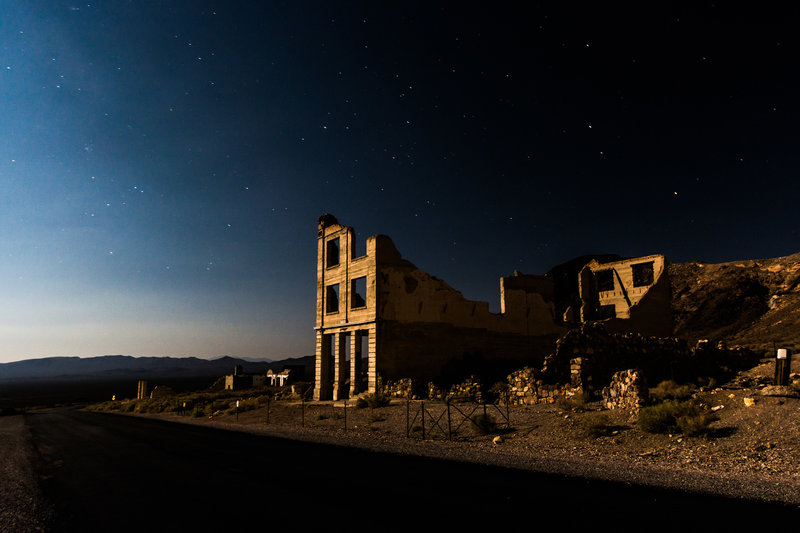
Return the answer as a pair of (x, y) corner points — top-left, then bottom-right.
(313, 215), (679, 401)
(314, 214), (566, 400)
(579, 255), (673, 337)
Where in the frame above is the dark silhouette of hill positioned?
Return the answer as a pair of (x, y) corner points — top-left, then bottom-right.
(0, 354), (313, 382)
(669, 252), (800, 354)
(0, 355), (315, 408)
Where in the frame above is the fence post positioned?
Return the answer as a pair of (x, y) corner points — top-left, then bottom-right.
(506, 394), (510, 429)
(776, 348), (792, 386)
(421, 400), (425, 439)
(266, 398), (270, 424)
(483, 401), (487, 421)
(406, 398), (410, 438)
(301, 397), (305, 427)
(446, 398), (452, 440)
(344, 399), (347, 433)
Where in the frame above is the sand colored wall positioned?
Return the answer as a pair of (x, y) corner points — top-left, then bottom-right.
(579, 254), (673, 337)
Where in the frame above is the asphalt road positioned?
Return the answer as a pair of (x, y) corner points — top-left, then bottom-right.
(26, 408), (797, 531)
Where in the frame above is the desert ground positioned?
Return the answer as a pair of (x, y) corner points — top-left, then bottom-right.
(119, 355), (800, 507)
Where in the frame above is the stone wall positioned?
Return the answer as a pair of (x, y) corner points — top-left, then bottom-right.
(601, 369), (648, 410)
(507, 324), (759, 406)
(506, 367), (578, 405)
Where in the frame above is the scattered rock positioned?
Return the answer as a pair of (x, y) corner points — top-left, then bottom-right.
(492, 436), (503, 445)
(759, 385), (800, 398)
(743, 397), (756, 407)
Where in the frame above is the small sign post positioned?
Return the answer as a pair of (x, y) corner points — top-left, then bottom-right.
(236, 400), (240, 421)
(775, 348), (792, 386)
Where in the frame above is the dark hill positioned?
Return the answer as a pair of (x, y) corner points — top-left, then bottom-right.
(0, 355), (313, 382)
(669, 252), (800, 354)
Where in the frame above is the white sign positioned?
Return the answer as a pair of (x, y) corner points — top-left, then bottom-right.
(236, 400), (240, 407)
(777, 349), (788, 360)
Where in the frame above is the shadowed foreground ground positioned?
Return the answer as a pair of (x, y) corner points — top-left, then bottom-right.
(26, 408), (797, 531)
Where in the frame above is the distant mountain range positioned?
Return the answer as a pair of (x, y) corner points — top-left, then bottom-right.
(0, 355), (314, 382)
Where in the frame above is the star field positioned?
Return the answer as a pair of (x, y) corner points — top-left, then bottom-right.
(0, 2), (798, 362)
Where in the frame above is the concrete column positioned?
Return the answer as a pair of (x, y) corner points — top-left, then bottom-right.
(367, 324), (378, 393)
(333, 332), (347, 401)
(314, 331), (331, 401)
(350, 331), (361, 397)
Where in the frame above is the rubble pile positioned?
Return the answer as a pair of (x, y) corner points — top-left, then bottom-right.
(448, 376), (482, 402)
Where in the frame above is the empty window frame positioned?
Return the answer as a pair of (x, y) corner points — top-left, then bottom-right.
(326, 238), (340, 268)
(325, 284), (340, 313)
(598, 304), (616, 319)
(631, 262), (655, 287)
(350, 276), (367, 309)
(595, 269), (615, 292)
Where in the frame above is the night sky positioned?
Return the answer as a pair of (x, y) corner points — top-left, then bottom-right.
(2, 2), (799, 362)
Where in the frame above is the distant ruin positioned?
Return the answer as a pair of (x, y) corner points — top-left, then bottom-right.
(313, 215), (673, 400)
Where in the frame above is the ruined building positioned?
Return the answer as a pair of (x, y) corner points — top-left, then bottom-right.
(313, 215), (672, 400)
(578, 255), (672, 337)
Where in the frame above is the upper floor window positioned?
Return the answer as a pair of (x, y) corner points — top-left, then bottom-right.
(595, 269), (615, 292)
(326, 238), (340, 268)
(631, 262), (655, 287)
(351, 277), (367, 309)
(325, 284), (340, 313)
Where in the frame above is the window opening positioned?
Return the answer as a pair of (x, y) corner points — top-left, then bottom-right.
(325, 284), (340, 313)
(631, 262), (655, 287)
(596, 270), (614, 292)
(351, 276), (367, 308)
(326, 238), (340, 268)
(598, 304), (616, 319)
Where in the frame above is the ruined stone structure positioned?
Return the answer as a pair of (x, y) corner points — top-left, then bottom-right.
(313, 215), (677, 401)
(314, 215), (566, 400)
(224, 365), (265, 391)
(267, 368), (292, 387)
(578, 255), (672, 337)
(136, 380), (148, 400)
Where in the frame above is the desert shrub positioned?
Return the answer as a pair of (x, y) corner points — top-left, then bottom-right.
(637, 400), (714, 436)
(650, 380), (692, 402)
(484, 381), (509, 403)
(556, 392), (590, 412)
(355, 391), (391, 409)
(469, 413), (497, 435)
(581, 412), (611, 438)
(316, 413), (329, 421)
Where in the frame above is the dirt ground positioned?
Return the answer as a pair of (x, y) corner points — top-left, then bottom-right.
(137, 356), (800, 508)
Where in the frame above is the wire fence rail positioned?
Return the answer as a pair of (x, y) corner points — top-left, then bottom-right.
(405, 398), (511, 440)
(173, 392), (513, 440)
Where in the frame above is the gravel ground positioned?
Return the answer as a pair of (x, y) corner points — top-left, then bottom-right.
(7, 357), (799, 530)
(0, 415), (53, 533)
(135, 386), (800, 509)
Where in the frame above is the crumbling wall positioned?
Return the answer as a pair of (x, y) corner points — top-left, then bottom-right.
(506, 367), (576, 405)
(579, 255), (673, 337)
(376, 261), (563, 337)
(601, 369), (648, 410)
